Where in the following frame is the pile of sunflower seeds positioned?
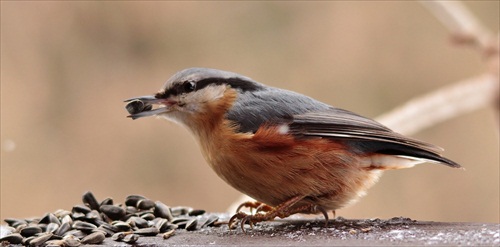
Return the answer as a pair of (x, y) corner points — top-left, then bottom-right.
(1, 191), (220, 246)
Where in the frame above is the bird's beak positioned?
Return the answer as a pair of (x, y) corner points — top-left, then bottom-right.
(124, 95), (173, 120)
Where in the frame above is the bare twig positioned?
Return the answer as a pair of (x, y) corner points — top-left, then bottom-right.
(376, 74), (498, 135)
(420, 1), (497, 55)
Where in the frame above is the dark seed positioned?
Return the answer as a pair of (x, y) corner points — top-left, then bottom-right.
(136, 199), (155, 210)
(134, 227), (159, 236)
(95, 226), (114, 237)
(170, 206), (191, 217)
(40, 213), (61, 225)
(72, 205), (91, 214)
(140, 213), (156, 221)
(81, 231), (105, 244)
(30, 232), (53, 246)
(71, 212), (86, 220)
(100, 222), (119, 233)
(185, 218), (198, 231)
(4, 218), (28, 228)
(123, 233), (139, 243)
(86, 210), (102, 221)
(20, 225), (43, 237)
(0, 233), (23, 244)
(126, 206), (138, 215)
(143, 104), (153, 111)
(112, 222), (131, 232)
(171, 217), (190, 225)
(100, 205), (126, 220)
(154, 201), (173, 221)
(72, 221), (97, 232)
(55, 222), (71, 236)
(201, 215), (219, 228)
(100, 197), (114, 206)
(128, 216), (149, 229)
(125, 100), (146, 115)
(82, 191), (100, 210)
(125, 195), (146, 207)
(22, 236), (36, 246)
(188, 209), (206, 216)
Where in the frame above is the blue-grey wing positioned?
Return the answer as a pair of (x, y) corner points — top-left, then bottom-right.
(226, 87), (460, 168)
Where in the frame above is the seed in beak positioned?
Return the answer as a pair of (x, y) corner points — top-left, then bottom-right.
(125, 100), (153, 115)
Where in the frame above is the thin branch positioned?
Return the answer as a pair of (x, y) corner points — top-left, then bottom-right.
(420, 1), (497, 55)
(376, 74), (498, 135)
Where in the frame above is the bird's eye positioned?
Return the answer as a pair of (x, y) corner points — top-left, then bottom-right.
(183, 81), (196, 93)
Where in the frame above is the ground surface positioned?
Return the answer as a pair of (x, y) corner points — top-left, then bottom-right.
(99, 215), (498, 246)
(2, 214), (499, 246)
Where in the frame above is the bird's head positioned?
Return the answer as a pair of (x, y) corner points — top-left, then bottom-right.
(125, 68), (263, 129)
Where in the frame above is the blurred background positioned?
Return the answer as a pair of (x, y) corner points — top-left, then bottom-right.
(1, 1), (498, 223)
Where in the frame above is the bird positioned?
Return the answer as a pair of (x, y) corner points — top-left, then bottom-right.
(125, 67), (461, 231)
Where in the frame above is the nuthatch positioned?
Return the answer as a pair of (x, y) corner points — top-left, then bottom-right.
(125, 68), (460, 230)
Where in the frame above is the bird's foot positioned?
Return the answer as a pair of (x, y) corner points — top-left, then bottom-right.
(229, 195), (334, 232)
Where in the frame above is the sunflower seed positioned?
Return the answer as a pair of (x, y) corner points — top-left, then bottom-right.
(201, 215), (219, 228)
(134, 227), (159, 236)
(137, 199), (155, 210)
(55, 222), (71, 236)
(185, 218), (198, 231)
(20, 225), (42, 237)
(154, 201), (173, 221)
(4, 218), (27, 228)
(40, 213), (61, 225)
(125, 100), (147, 115)
(81, 231), (105, 244)
(140, 213), (156, 221)
(128, 216), (149, 228)
(125, 194), (146, 207)
(100, 197), (114, 206)
(188, 209), (206, 216)
(46, 222), (60, 233)
(61, 215), (73, 225)
(170, 206), (191, 217)
(72, 221), (97, 232)
(100, 205), (126, 220)
(72, 205), (91, 214)
(112, 221), (131, 232)
(63, 229), (86, 239)
(82, 191), (100, 211)
(0, 233), (23, 244)
(30, 232), (53, 246)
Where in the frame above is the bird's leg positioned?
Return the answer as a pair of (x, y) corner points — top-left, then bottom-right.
(228, 195), (305, 232)
(284, 203), (330, 227)
(235, 201), (274, 215)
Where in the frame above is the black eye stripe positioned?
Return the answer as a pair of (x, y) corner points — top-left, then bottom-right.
(196, 77), (264, 92)
(157, 77), (263, 99)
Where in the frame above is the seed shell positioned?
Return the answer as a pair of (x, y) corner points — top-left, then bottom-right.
(81, 231), (105, 244)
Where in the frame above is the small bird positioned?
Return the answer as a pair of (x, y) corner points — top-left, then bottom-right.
(125, 68), (461, 230)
